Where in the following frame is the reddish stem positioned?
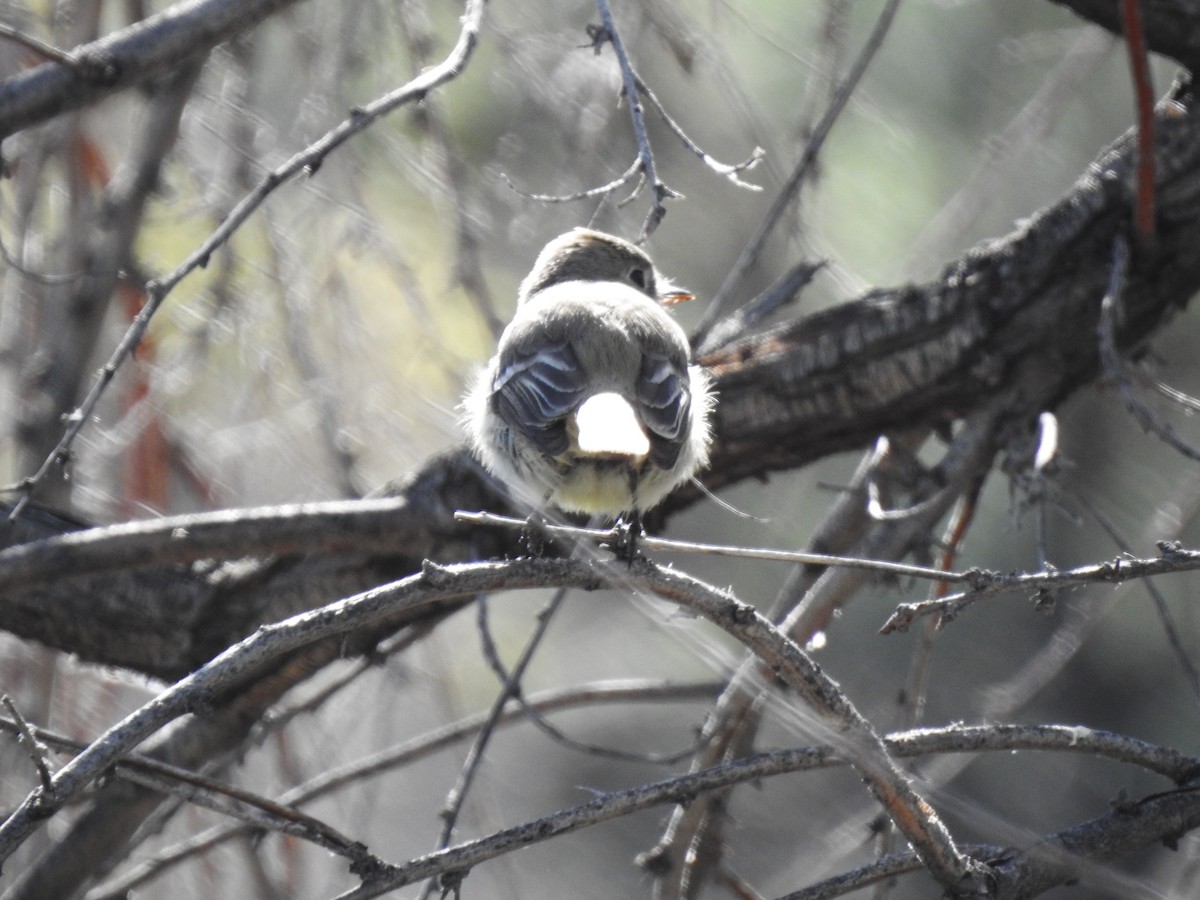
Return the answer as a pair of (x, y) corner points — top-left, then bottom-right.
(1121, 0), (1157, 246)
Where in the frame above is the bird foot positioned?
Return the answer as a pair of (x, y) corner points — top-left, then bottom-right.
(603, 513), (643, 565)
(520, 513), (550, 558)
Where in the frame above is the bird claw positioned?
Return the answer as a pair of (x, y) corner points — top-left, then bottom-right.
(602, 513), (643, 565)
(520, 513), (550, 558)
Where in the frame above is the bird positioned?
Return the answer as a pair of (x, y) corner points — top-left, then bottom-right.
(464, 228), (713, 527)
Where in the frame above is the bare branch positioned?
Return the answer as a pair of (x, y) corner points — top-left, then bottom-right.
(591, 0), (680, 238)
(634, 74), (764, 190)
(988, 784), (1200, 898)
(0, 711), (370, 862)
(644, 407), (999, 897)
(0, 21), (72, 66)
(9, 55), (202, 513)
(881, 541), (1200, 633)
(0, 555), (987, 892)
(777, 845), (1003, 900)
(455, 510), (975, 582)
(420, 587), (569, 900)
(86, 679), (723, 899)
(7, 0), (488, 519)
(0, 0), (308, 140)
(0, 695), (55, 794)
(0, 497), (432, 594)
(331, 720), (1199, 899)
(0, 559), (482, 862)
(1051, 0), (1200, 70)
(691, 0), (903, 343)
(501, 158), (642, 204)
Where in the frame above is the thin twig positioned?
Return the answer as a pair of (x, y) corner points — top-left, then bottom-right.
(692, 0), (904, 343)
(1, 695), (55, 794)
(876, 479), (983, 897)
(899, 477), (984, 730)
(0, 553), (507, 861)
(0, 711), (368, 861)
(1060, 482), (1200, 707)
(418, 587), (569, 900)
(631, 560), (988, 892)
(777, 844), (1003, 900)
(106, 767), (367, 861)
(85, 715), (1200, 900)
(475, 592), (708, 765)
(0, 555), (987, 893)
(695, 259), (825, 357)
(641, 414), (996, 900)
(592, 0), (679, 238)
(453, 510), (973, 583)
(6, 0), (488, 520)
(0, 21), (73, 65)
(87, 679), (722, 900)
(635, 74), (763, 190)
(880, 541), (1200, 634)
(500, 158), (642, 204)
(331, 718), (1195, 899)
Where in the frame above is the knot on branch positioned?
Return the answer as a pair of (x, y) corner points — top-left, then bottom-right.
(724, 599), (757, 625)
(347, 844), (385, 878)
(420, 558), (454, 586)
(26, 784), (60, 819)
(67, 49), (120, 86)
(962, 567), (996, 591)
(583, 23), (611, 54)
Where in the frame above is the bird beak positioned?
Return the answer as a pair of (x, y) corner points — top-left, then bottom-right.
(660, 290), (694, 306)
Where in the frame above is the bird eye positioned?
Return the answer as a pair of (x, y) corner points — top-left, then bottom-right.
(628, 266), (649, 290)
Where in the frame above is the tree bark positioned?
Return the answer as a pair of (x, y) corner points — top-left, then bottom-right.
(6, 74), (1200, 680)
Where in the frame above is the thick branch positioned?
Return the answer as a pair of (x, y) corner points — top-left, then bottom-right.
(692, 86), (1200, 497)
(0, 0), (306, 140)
(88, 718), (1197, 899)
(991, 784), (1200, 898)
(1051, 0), (1200, 70)
(6, 88), (1200, 678)
(0, 558), (987, 894)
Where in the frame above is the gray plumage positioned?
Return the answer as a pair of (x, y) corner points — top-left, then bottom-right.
(464, 229), (713, 516)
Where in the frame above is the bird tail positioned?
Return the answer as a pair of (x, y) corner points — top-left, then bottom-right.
(572, 393), (650, 459)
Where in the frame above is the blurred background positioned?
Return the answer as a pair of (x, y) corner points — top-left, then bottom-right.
(1, 0), (1199, 897)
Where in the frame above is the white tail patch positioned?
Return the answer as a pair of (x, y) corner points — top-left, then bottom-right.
(573, 392), (650, 458)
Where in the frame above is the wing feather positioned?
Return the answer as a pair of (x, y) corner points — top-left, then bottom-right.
(491, 341), (588, 456)
(636, 352), (692, 469)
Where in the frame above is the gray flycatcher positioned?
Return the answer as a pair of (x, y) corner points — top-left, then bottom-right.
(464, 228), (713, 519)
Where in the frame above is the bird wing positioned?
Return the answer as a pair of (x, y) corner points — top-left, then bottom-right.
(636, 351), (692, 470)
(491, 340), (587, 457)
